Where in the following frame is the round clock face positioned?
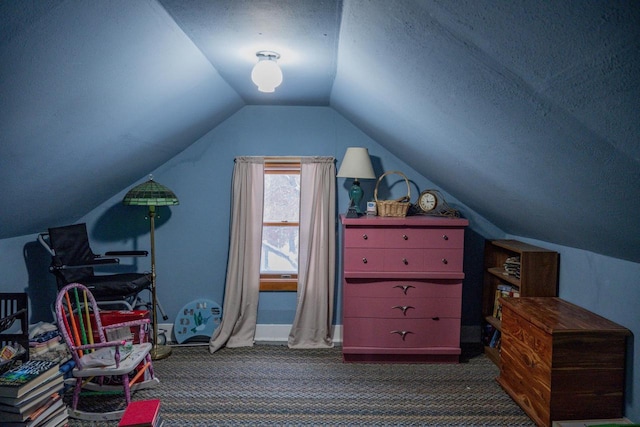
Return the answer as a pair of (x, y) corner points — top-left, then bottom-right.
(419, 191), (437, 212)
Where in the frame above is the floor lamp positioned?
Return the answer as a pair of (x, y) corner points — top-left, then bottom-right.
(123, 175), (179, 360)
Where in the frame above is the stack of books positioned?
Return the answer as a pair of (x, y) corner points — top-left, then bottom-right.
(28, 323), (70, 364)
(492, 284), (520, 320)
(119, 399), (164, 427)
(0, 359), (68, 426)
(503, 256), (521, 279)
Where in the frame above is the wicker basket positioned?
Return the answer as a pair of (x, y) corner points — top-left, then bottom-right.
(374, 171), (412, 217)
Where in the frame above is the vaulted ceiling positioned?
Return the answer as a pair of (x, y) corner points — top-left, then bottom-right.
(1, 0), (638, 262)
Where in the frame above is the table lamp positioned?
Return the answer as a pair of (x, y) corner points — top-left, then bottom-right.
(336, 147), (376, 217)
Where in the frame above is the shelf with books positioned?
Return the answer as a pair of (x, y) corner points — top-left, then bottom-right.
(481, 239), (559, 368)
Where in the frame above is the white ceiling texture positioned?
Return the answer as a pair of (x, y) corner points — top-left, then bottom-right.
(1, 0), (638, 262)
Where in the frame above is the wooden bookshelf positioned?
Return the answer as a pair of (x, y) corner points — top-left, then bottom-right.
(481, 239), (558, 367)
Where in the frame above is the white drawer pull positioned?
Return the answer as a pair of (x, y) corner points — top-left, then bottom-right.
(392, 305), (414, 316)
(393, 285), (415, 295)
(390, 330), (413, 341)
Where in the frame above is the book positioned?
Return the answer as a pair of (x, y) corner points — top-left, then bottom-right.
(0, 392), (61, 422)
(2, 400), (68, 427)
(0, 374), (63, 411)
(0, 360), (59, 398)
(118, 399), (161, 427)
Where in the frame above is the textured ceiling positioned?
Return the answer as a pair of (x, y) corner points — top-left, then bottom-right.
(0, 0), (638, 262)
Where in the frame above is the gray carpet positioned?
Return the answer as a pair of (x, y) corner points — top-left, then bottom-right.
(68, 344), (534, 426)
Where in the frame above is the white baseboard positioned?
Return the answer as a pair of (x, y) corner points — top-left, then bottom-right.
(163, 323), (481, 346)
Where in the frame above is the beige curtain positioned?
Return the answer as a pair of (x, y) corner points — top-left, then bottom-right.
(288, 157), (336, 348)
(209, 156), (336, 353)
(209, 158), (264, 353)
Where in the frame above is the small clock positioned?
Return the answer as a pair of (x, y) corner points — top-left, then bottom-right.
(418, 190), (438, 213)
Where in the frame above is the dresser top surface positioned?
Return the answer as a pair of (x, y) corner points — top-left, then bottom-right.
(500, 297), (630, 336)
(340, 214), (469, 227)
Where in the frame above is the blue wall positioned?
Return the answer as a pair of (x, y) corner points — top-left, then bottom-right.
(0, 105), (637, 421)
(63, 106), (491, 326)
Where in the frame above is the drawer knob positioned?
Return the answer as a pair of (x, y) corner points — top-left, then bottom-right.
(362, 234), (368, 240)
(362, 258), (368, 264)
(402, 258), (408, 265)
(393, 284), (415, 295)
(392, 305), (414, 316)
(390, 330), (412, 341)
(432, 316), (440, 321)
(441, 258), (448, 264)
(442, 234), (449, 240)
(402, 234), (408, 240)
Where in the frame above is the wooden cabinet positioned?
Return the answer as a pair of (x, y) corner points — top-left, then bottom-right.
(497, 297), (630, 427)
(341, 215), (468, 363)
(482, 240), (558, 366)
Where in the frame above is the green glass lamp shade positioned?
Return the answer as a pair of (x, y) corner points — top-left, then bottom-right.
(123, 176), (179, 206)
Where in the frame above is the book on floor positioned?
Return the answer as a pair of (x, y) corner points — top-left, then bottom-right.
(0, 373), (63, 411)
(118, 399), (161, 427)
(0, 360), (59, 399)
(0, 392), (62, 422)
(2, 400), (68, 427)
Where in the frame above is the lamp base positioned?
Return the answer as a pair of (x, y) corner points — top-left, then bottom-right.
(150, 344), (172, 360)
(345, 206), (361, 218)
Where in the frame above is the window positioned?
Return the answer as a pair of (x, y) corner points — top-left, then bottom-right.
(260, 161), (300, 291)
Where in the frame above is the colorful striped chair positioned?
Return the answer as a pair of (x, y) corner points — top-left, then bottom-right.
(55, 283), (160, 421)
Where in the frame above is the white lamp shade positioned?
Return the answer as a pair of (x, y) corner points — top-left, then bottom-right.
(336, 147), (376, 179)
(251, 59), (283, 93)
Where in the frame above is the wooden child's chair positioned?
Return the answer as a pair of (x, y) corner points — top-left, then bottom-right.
(56, 283), (160, 421)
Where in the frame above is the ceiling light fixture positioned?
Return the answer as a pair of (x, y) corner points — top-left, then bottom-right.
(251, 51), (282, 93)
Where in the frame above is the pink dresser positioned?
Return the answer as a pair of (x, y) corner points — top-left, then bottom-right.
(341, 215), (468, 363)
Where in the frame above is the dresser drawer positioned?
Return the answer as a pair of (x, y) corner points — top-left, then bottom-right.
(343, 227), (386, 248)
(384, 228), (464, 249)
(343, 317), (461, 348)
(344, 248), (463, 272)
(343, 248), (386, 271)
(344, 227), (464, 249)
(343, 296), (461, 319)
(344, 279), (462, 299)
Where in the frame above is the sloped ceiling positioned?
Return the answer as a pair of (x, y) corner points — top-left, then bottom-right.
(1, 0), (638, 262)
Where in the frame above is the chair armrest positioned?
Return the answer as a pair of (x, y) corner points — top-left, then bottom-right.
(50, 257), (119, 271)
(75, 339), (126, 352)
(104, 250), (148, 257)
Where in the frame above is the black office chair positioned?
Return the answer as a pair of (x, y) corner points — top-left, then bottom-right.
(38, 223), (156, 313)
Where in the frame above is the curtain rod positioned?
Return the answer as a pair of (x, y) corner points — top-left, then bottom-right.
(236, 156), (335, 164)
(264, 156), (301, 163)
